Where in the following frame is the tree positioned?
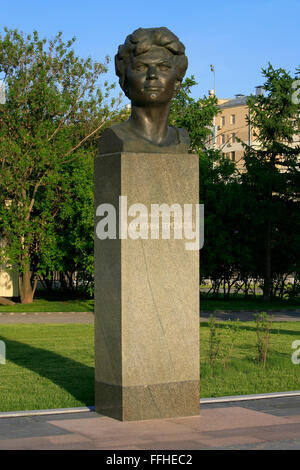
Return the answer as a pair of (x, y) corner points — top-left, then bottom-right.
(241, 64), (300, 301)
(0, 28), (122, 303)
(39, 153), (94, 297)
(169, 76), (219, 152)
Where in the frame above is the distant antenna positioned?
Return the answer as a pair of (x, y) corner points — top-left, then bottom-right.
(210, 64), (215, 95)
(0, 81), (6, 104)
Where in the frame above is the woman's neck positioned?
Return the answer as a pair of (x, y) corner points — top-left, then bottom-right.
(129, 103), (171, 145)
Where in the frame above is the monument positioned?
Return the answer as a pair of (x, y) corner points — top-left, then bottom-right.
(94, 27), (199, 420)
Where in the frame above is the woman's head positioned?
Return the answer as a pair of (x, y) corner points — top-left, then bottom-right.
(115, 27), (188, 99)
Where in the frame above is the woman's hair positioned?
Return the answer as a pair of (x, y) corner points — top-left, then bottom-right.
(115, 27), (188, 96)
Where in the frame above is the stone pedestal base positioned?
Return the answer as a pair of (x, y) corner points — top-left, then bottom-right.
(95, 380), (200, 421)
(94, 152), (199, 421)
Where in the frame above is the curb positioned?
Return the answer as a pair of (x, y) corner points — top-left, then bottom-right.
(200, 390), (300, 404)
(1, 391), (300, 419)
(0, 406), (95, 419)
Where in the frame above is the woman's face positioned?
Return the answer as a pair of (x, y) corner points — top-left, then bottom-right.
(125, 46), (179, 107)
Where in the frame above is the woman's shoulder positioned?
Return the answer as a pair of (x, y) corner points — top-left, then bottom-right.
(176, 127), (190, 146)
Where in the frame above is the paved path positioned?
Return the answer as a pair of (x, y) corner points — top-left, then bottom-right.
(200, 309), (300, 322)
(0, 310), (299, 323)
(0, 312), (95, 324)
(0, 396), (300, 449)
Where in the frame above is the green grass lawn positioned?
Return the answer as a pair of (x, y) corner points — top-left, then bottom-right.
(0, 324), (94, 411)
(200, 321), (300, 397)
(0, 297), (94, 313)
(0, 321), (299, 411)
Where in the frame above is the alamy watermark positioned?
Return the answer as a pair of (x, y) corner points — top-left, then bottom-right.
(0, 341), (5, 364)
(291, 340), (300, 365)
(95, 196), (204, 251)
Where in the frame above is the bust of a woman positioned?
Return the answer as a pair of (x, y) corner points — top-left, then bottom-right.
(98, 27), (190, 154)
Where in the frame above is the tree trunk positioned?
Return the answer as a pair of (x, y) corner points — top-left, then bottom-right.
(263, 220), (272, 302)
(60, 272), (69, 291)
(19, 269), (34, 304)
(0, 297), (15, 306)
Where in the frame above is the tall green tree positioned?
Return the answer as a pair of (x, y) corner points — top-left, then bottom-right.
(30, 151), (94, 297)
(241, 64), (300, 300)
(0, 28), (122, 303)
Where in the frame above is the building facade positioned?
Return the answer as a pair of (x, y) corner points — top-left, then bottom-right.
(0, 238), (19, 298)
(208, 87), (264, 170)
(0, 264), (19, 298)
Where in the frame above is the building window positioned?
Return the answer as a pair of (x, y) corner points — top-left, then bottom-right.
(231, 133), (236, 143)
(212, 125), (217, 145)
(230, 114), (236, 124)
(221, 116), (225, 126)
(221, 134), (225, 144)
(230, 151), (236, 161)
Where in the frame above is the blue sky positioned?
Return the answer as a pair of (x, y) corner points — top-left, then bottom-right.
(1, 0), (299, 102)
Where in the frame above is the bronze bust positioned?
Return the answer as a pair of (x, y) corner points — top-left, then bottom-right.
(98, 27), (190, 154)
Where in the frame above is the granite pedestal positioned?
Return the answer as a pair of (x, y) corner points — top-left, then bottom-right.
(94, 152), (199, 421)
